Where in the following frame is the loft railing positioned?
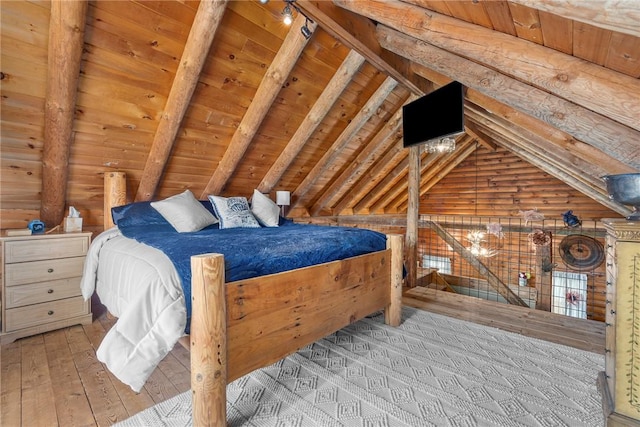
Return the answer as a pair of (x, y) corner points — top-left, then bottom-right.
(300, 214), (607, 322)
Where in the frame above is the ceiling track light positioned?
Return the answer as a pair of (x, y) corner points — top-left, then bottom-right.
(282, 4), (293, 26)
(280, 0), (314, 39)
(300, 18), (312, 39)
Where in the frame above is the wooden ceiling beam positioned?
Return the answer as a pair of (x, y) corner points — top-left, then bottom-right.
(377, 24), (640, 170)
(466, 104), (610, 193)
(394, 136), (476, 213)
(400, 0), (640, 38)
(382, 135), (475, 213)
(310, 97), (410, 217)
(461, 97), (632, 216)
(466, 104), (631, 216)
(465, 123), (497, 152)
(297, 0), (424, 95)
(352, 148), (411, 214)
(328, 100), (409, 216)
(200, 13), (316, 198)
(41, 0), (88, 227)
(368, 150), (441, 214)
(411, 62), (637, 175)
(335, 0), (640, 134)
(290, 76), (398, 211)
(510, 0), (640, 38)
(343, 141), (408, 214)
(365, 165), (410, 214)
(257, 49), (365, 194)
(135, 0), (228, 201)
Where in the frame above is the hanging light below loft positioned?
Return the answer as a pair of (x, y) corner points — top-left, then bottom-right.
(424, 136), (456, 154)
(466, 230), (498, 257)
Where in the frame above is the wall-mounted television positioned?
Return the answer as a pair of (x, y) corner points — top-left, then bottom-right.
(402, 81), (465, 148)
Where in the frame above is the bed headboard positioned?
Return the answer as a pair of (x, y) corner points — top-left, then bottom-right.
(104, 171), (127, 230)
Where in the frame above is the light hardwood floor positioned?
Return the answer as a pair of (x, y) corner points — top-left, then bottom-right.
(1, 289), (605, 427)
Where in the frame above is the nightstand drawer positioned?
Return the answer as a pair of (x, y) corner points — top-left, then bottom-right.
(4, 296), (88, 332)
(4, 257), (85, 287)
(4, 237), (89, 263)
(5, 277), (82, 308)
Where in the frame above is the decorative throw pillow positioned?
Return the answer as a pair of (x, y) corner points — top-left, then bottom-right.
(250, 189), (280, 227)
(150, 190), (218, 233)
(208, 195), (261, 229)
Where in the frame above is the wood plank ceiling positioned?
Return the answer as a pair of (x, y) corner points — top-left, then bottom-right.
(1, 0), (639, 229)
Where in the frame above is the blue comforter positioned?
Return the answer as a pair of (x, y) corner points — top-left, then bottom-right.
(118, 222), (387, 321)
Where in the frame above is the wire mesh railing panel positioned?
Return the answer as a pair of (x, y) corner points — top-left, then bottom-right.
(420, 215), (606, 321)
(297, 214), (606, 322)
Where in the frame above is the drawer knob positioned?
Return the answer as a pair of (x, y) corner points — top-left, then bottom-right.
(47, 310), (54, 316)
(47, 268), (54, 273)
(47, 289), (54, 294)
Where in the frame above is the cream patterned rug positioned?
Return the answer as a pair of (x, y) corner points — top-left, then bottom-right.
(116, 307), (604, 426)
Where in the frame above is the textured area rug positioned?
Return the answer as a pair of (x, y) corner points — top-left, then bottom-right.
(116, 307), (604, 426)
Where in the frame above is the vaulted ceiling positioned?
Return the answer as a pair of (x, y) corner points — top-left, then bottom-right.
(1, 0), (639, 228)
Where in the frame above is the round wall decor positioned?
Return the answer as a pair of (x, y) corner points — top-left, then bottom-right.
(558, 234), (604, 270)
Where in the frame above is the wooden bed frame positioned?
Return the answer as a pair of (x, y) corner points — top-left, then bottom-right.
(103, 172), (404, 426)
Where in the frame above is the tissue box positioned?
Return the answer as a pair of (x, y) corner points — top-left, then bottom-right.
(64, 217), (83, 233)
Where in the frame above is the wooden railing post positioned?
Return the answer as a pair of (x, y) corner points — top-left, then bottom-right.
(385, 234), (404, 327)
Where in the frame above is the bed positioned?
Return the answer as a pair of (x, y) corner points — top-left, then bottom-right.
(86, 172), (403, 425)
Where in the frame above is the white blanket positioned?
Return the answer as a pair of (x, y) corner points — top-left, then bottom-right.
(80, 228), (187, 392)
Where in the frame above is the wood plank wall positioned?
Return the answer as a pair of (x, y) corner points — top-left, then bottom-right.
(421, 145), (619, 220)
(418, 145), (618, 322)
(1, 1), (50, 228)
(0, 2), (626, 232)
(0, 0), (401, 230)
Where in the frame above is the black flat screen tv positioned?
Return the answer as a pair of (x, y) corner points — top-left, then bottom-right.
(402, 81), (464, 148)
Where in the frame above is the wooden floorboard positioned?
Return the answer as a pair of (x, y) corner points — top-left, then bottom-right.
(403, 286), (605, 354)
(43, 329), (95, 427)
(0, 293), (606, 426)
(1, 341), (22, 426)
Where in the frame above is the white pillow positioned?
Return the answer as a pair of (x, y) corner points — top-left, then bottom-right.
(208, 195), (261, 229)
(250, 189), (280, 227)
(150, 190), (218, 233)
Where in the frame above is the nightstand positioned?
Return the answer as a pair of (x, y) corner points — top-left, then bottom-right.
(0, 231), (93, 344)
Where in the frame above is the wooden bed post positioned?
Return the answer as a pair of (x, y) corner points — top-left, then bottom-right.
(385, 234), (404, 327)
(104, 171), (126, 230)
(191, 253), (227, 426)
